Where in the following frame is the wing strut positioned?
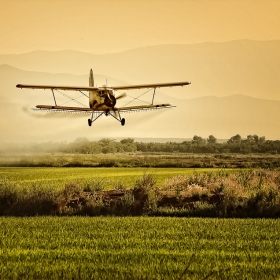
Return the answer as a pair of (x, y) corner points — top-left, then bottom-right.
(107, 110), (125, 126)
(88, 112), (105, 126)
(52, 89), (57, 106)
(152, 88), (156, 105)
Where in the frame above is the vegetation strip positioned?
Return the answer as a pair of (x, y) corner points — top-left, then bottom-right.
(1, 151), (280, 168)
(0, 168), (280, 217)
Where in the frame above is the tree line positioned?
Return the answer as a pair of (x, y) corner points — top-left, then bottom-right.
(2, 134), (276, 155)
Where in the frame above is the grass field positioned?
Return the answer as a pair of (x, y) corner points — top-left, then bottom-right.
(0, 217), (279, 279)
(0, 167), (216, 190)
(1, 167), (279, 278)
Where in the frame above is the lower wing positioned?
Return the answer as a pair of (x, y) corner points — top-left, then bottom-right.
(117, 103), (175, 112)
(34, 103), (175, 113)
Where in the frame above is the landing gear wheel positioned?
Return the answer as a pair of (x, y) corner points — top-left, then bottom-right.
(121, 118), (125, 126)
(88, 119), (92, 126)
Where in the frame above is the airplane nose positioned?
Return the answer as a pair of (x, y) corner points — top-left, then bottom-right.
(105, 95), (116, 107)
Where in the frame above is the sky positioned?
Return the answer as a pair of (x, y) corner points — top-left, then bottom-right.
(0, 0), (280, 54)
(1, 0), (280, 141)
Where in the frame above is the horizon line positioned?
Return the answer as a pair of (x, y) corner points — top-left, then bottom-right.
(1, 39), (279, 56)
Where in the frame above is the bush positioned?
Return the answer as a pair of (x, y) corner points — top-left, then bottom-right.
(1, 169), (280, 217)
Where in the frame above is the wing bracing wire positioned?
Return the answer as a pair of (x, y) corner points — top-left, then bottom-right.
(55, 89), (88, 107)
(122, 88), (153, 107)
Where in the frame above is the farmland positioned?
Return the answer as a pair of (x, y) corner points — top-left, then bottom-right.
(0, 166), (214, 190)
(1, 165), (280, 278)
(0, 217), (279, 279)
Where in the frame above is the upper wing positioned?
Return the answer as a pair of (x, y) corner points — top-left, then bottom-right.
(111, 81), (191, 90)
(16, 81), (190, 91)
(16, 84), (98, 91)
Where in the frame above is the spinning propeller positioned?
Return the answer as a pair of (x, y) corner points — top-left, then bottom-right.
(115, 92), (127, 100)
(112, 92), (127, 117)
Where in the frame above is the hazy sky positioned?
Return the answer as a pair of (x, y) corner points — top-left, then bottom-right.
(1, 0), (280, 54)
(1, 0), (280, 141)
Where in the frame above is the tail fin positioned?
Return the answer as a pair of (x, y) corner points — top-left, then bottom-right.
(89, 69), (94, 87)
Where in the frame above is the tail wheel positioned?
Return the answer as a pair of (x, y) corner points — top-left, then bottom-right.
(121, 118), (125, 126)
(88, 119), (92, 126)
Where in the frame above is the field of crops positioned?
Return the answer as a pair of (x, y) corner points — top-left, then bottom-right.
(0, 167), (214, 190)
(1, 167), (280, 278)
(0, 217), (279, 279)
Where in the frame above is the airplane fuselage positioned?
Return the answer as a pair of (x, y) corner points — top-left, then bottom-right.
(89, 87), (116, 110)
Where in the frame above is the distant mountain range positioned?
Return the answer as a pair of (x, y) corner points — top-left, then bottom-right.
(1, 65), (280, 141)
(1, 40), (280, 101)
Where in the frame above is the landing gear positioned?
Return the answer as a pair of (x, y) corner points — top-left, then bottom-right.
(88, 112), (104, 126)
(108, 110), (125, 126)
(87, 111), (125, 126)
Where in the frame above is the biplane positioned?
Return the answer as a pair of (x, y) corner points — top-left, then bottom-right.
(16, 69), (191, 126)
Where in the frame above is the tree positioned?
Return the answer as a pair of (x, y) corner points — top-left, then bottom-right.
(192, 135), (205, 145)
(253, 134), (259, 143)
(191, 135), (207, 153)
(136, 142), (148, 152)
(120, 138), (137, 152)
(207, 135), (217, 145)
(246, 135), (256, 144)
(227, 134), (242, 144)
(98, 138), (117, 154)
(259, 136), (266, 144)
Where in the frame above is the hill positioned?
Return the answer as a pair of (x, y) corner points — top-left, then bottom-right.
(0, 40), (280, 101)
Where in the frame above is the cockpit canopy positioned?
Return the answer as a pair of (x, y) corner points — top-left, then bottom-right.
(98, 89), (113, 96)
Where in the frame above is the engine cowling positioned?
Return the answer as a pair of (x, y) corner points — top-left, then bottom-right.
(104, 94), (116, 108)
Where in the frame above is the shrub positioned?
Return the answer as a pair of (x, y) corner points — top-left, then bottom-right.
(83, 178), (107, 192)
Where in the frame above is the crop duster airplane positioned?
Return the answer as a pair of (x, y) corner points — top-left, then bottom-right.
(16, 70), (191, 126)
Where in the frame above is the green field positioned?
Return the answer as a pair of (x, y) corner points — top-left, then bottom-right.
(0, 167), (216, 190)
(1, 167), (280, 278)
(0, 217), (279, 279)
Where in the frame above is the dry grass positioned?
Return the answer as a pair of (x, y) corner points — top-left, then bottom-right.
(163, 169), (280, 196)
(0, 169), (280, 217)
